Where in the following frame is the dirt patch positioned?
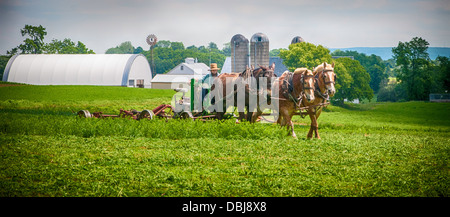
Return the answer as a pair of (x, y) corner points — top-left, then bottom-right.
(0, 84), (25, 87)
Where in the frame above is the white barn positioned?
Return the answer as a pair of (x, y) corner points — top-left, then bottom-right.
(151, 58), (210, 89)
(2, 54), (152, 88)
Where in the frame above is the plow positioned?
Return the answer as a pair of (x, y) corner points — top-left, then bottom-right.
(76, 80), (237, 121)
(77, 104), (174, 120)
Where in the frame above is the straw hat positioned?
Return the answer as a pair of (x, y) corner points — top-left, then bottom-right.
(209, 63), (220, 71)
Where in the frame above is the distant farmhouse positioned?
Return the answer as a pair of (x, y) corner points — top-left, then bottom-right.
(151, 58), (210, 89)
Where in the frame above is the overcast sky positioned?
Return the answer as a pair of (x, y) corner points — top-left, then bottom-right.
(0, 0), (449, 54)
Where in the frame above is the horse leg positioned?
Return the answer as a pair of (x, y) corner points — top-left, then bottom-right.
(277, 105), (286, 126)
(287, 114), (297, 138)
(216, 101), (225, 120)
(310, 116), (319, 139)
(307, 110), (316, 139)
(314, 108), (323, 139)
(247, 111), (253, 122)
(276, 111), (282, 125)
(238, 111), (245, 122)
(280, 109), (296, 137)
(251, 109), (262, 123)
(314, 123), (320, 139)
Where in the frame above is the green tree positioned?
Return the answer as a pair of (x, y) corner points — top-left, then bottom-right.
(377, 82), (407, 102)
(142, 40), (226, 74)
(269, 48), (286, 57)
(279, 42), (332, 70)
(331, 50), (387, 93)
(334, 58), (374, 103)
(155, 40), (171, 48)
(208, 42), (218, 50)
(133, 46), (144, 54)
(118, 41), (134, 53)
(278, 42), (373, 104)
(44, 38), (94, 54)
(76, 41), (95, 54)
(171, 42), (185, 50)
(0, 55), (12, 79)
(221, 42), (231, 56)
(106, 41), (134, 54)
(430, 56), (450, 93)
(186, 45), (198, 51)
(8, 25), (47, 54)
(392, 37), (432, 100)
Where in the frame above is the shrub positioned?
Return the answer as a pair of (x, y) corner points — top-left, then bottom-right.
(377, 83), (407, 102)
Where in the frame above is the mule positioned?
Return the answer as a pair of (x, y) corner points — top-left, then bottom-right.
(301, 62), (336, 139)
(272, 68), (316, 138)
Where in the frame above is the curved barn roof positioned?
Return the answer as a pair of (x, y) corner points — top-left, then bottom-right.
(2, 54), (152, 87)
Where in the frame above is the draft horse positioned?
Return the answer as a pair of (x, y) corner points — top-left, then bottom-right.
(301, 62), (336, 139)
(272, 68), (316, 138)
(215, 63), (276, 122)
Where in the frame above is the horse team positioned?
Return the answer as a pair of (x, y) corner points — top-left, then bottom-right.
(209, 62), (336, 139)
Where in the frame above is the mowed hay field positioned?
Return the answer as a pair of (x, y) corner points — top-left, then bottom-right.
(0, 83), (448, 197)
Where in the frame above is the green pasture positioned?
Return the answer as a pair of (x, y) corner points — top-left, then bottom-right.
(0, 84), (448, 197)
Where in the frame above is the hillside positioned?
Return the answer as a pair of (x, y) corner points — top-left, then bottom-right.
(329, 47), (450, 60)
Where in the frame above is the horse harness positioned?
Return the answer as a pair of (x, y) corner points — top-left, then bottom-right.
(282, 71), (315, 111)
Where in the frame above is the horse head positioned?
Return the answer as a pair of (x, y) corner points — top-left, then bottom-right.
(314, 62), (336, 98)
(293, 68), (315, 103)
(302, 69), (316, 103)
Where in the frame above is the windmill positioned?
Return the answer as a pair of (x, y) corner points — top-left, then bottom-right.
(146, 34), (157, 77)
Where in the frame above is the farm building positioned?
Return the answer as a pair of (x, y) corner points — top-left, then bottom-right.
(151, 58), (210, 89)
(2, 54), (152, 87)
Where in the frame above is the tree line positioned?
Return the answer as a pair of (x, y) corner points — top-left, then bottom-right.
(7, 25), (95, 55)
(1, 25), (95, 81)
(105, 40), (228, 75)
(279, 37), (450, 103)
(279, 42), (374, 105)
(2, 25), (449, 104)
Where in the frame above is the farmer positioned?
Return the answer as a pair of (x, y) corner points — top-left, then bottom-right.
(202, 63), (220, 88)
(201, 63), (220, 105)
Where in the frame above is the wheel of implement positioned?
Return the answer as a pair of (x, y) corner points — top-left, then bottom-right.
(179, 111), (194, 120)
(139, 109), (155, 120)
(77, 110), (92, 118)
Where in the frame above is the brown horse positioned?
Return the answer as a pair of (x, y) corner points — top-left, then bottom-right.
(215, 63), (276, 121)
(301, 62), (336, 139)
(272, 68), (316, 138)
(214, 71), (242, 120)
(245, 63), (277, 122)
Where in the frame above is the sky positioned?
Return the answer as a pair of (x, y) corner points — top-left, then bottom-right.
(0, 0), (449, 54)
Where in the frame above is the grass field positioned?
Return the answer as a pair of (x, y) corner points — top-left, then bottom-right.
(0, 84), (448, 197)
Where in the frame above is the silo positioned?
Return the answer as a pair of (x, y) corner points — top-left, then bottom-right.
(230, 34), (249, 73)
(291, 36), (305, 45)
(250, 33), (269, 68)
